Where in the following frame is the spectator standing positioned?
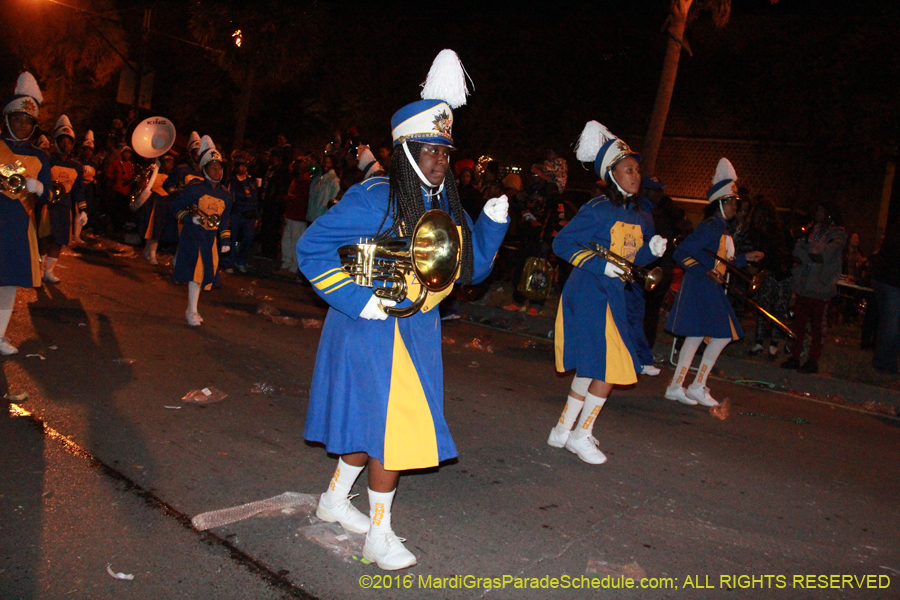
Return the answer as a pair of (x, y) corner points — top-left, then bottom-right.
(306, 154), (339, 224)
(276, 158), (311, 277)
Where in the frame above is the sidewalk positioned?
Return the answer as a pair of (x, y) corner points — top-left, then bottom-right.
(453, 283), (900, 417)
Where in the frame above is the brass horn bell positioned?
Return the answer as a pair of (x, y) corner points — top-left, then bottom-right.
(339, 209), (461, 318)
(580, 241), (664, 292)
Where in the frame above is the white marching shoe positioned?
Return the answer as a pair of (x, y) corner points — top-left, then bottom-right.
(185, 310), (202, 327)
(686, 383), (719, 407)
(564, 433), (607, 464)
(664, 384), (698, 406)
(363, 529), (417, 570)
(0, 337), (18, 355)
(641, 364), (661, 376)
(547, 425), (570, 448)
(316, 493), (370, 534)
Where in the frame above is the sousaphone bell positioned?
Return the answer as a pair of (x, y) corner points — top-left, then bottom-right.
(339, 209), (461, 318)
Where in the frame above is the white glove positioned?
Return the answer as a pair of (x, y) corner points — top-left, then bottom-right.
(604, 262), (626, 279)
(725, 236), (735, 260)
(25, 178), (43, 195)
(649, 235), (667, 257)
(483, 194), (509, 223)
(359, 295), (397, 321)
(220, 245), (231, 253)
(191, 215), (202, 225)
(77, 212), (88, 227)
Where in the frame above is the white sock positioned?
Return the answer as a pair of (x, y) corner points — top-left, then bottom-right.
(692, 337), (729, 387)
(570, 392), (606, 439)
(670, 336), (703, 388)
(368, 488), (396, 536)
(0, 287), (17, 338)
(188, 281), (201, 314)
(0, 309), (12, 339)
(554, 395), (585, 433)
(322, 458), (365, 504)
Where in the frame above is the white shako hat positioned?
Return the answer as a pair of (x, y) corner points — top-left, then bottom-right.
(574, 120), (640, 183)
(187, 130), (202, 152)
(390, 49), (470, 148)
(82, 130), (95, 149)
(707, 158), (738, 202)
(198, 135), (222, 170)
(3, 72), (43, 120)
(35, 134), (50, 151)
(54, 115), (75, 140)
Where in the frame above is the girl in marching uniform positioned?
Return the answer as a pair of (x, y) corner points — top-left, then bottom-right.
(140, 151), (176, 265)
(547, 121), (667, 464)
(0, 72), (52, 354)
(42, 115), (88, 283)
(74, 130), (97, 244)
(171, 135), (231, 326)
(664, 158), (763, 406)
(297, 50), (508, 571)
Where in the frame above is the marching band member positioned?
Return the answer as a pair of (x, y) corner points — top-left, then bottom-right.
(163, 130), (204, 197)
(74, 130), (97, 243)
(297, 50), (508, 570)
(547, 121), (666, 464)
(664, 158), (763, 406)
(222, 151), (258, 273)
(141, 150), (176, 265)
(171, 135), (231, 326)
(42, 115), (87, 283)
(0, 72), (52, 354)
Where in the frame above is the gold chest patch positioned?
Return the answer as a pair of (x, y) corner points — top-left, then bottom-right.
(608, 221), (644, 262)
(51, 165), (78, 193)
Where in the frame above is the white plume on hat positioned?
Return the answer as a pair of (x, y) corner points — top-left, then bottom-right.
(54, 115), (75, 139)
(83, 130), (95, 148)
(574, 120), (614, 163)
(15, 72), (43, 105)
(420, 49), (470, 109)
(707, 157), (739, 202)
(198, 134), (222, 170)
(187, 130), (202, 151)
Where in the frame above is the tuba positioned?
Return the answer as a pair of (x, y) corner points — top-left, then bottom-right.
(579, 241), (664, 292)
(129, 116), (176, 210)
(338, 209), (461, 318)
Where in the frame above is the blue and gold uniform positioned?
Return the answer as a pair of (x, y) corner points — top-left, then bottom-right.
(553, 196), (657, 384)
(171, 180), (232, 290)
(0, 136), (51, 287)
(666, 213), (746, 340)
(297, 176), (507, 470)
(44, 153), (84, 245)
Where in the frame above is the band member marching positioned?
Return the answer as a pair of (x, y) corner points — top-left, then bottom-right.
(664, 158), (763, 406)
(0, 72), (52, 354)
(171, 135), (231, 326)
(547, 121), (667, 464)
(74, 130), (97, 244)
(141, 150), (176, 265)
(42, 115), (88, 283)
(163, 130), (204, 198)
(297, 50), (508, 570)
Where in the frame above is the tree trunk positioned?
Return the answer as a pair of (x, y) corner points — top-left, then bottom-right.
(233, 68), (254, 151)
(642, 0), (692, 177)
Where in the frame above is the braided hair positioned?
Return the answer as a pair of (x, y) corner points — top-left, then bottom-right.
(374, 141), (475, 284)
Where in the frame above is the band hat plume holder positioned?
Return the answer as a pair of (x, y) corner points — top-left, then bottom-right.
(574, 120), (640, 181)
(3, 72), (43, 120)
(707, 157), (738, 202)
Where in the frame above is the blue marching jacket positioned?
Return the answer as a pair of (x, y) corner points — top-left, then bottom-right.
(0, 137), (51, 287)
(553, 196), (656, 385)
(296, 177), (508, 471)
(665, 214), (745, 340)
(44, 153), (85, 245)
(171, 180), (232, 290)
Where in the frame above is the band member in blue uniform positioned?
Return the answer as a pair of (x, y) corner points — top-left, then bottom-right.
(0, 72), (52, 354)
(163, 130), (203, 198)
(547, 121), (666, 465)
(42, 115), (87, 283)
(74, 130), (97, 244)
(664, 158), (763, 407)
(141, 151), (176, 265)
(171, 135), (232, 326)
(222, 152), (258, 273)
(297, 50), (508, 571)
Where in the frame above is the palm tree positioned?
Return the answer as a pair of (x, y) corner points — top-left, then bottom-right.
(641, 0), (777, 176)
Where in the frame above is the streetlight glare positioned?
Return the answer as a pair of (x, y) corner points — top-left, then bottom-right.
(232, 29), (242, 47)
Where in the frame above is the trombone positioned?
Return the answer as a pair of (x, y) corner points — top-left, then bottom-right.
(189, 206), (220, 230)
(338, 209), (461, 318)
(701, 248), (796, 339)
(579, 241), (663, 292)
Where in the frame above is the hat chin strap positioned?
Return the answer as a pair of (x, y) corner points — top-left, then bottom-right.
(607, 171), (630, 197)
(402, 140), (444, 197)
(719, 201), (728, 220)
(5, 114), (28, 142)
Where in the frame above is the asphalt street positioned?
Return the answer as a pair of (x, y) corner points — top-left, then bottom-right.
(1, 238), (898, 600)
